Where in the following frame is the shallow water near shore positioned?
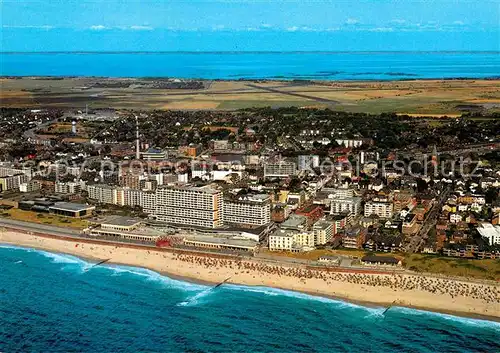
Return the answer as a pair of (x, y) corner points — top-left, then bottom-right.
(1, 245), (499, 352)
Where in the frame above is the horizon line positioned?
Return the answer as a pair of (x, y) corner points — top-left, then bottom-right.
(1, 50), (500, 55)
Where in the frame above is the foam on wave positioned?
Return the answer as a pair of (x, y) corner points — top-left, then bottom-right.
(1, 245), (498, 328)
(393, 307), (500, 329)
(102, 265), (205, 292)
(225, 284), (383, 314)
(177, 288), (214, 307)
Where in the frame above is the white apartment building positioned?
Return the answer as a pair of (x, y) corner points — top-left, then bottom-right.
(0, 174), (28, 192)
(143, 173), (177, 186)
(223, 194), (271, 226)
(298, 155), (320, 171)
(294, 231), (315, 248)
(140, 191), (156, 214)
(87, 185), (158, 213)
(155, 185), (223, 228)
(124, 188), (142, 207)
(264, 161), (297, 178)
(121, 188), (156, 212)
(364, 200), (394, 219)
(86, 184), (120, 205)
(268, 229), (314, 251)
(178, 173), (189, 183)
(313, 221), (333, 245)
(269, 229), (294, 251)
(330, 196), (362, 216)
(324, 187), (355, 199)
(55, 181), (81, 194)
(0, 165), (32, 179)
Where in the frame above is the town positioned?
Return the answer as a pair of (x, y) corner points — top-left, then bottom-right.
(1, 106), (499, 279)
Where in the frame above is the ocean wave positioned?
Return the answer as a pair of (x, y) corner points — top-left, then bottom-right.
(225, 284), (383, 314)
(177, 288), (214, 307)
(3, 246), (497, 328)
(0, 244), (36, 252)
(38, 250), (87, 265)
(0, 244), (84, 266)
(102, 265), (205, 292)
(392, 307), (500, 329)
(0, 245), (205, 292)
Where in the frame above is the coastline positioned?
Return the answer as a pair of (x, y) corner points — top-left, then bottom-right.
(1, 74), (500, 82)
(1, 229), (499, 322)
(160, 269), (500, 323)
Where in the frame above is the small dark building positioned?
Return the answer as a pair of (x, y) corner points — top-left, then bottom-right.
(361, 255), (401, 266)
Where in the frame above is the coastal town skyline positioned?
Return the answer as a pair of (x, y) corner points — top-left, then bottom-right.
(1, 1), (499, 352)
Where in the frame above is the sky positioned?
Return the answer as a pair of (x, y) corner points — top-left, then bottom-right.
(1, 0), (499, 51)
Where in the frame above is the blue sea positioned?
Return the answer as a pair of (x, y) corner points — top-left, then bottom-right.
(0, 245), (499, 353)
(0, 52), (499, 80)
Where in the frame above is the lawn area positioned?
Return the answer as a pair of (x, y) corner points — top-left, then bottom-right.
(0, 208), (89, 230)
(263, 248), (388, 261)
(404, 254), (500, 281)
(262, 249), (499, 280)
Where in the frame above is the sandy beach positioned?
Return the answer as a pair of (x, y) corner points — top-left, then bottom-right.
(1, 229), (499, 320)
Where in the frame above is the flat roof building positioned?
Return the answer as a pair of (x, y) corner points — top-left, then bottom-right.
(183, 234), (257, 253)
(264, 161), (297, 179)
(155, 185), (223, 228)
(361, 255), (401, 266)
(330, 196), (362, 216)
(313, 220), (334, 245)
(49, 202), (95, 218)
(99, 216), (143, 231)
(223, 194), (271, 227)
(86, 218), (164, 243)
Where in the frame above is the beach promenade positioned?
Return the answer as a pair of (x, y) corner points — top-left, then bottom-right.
(1, 228), (498, 320)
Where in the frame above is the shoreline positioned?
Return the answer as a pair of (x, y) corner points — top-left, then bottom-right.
(4, 240), (499, 323)
(1, 229), (499, 322)
(1, 75), (499, 82)
(156, 267), (500, 323)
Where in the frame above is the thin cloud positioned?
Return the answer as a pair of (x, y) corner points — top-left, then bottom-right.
(345, 18), (359, 25)
(129, 25), (153, 31)
(243, 24), (273, 31)
(3, 25), (54, 30)
(368, 27), (394, 32)
(90, 25), (154, 31)
(90, 25), (107, 30)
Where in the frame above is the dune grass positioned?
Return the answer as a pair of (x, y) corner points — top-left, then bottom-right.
(404, 254), (500, 281)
